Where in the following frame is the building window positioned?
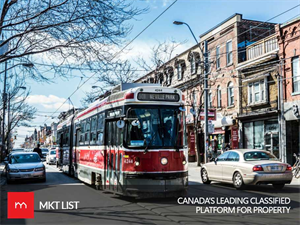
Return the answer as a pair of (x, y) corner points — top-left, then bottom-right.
(226, 40), (233, 65)
(248, 79), (266, 104)
(167, 72), (173, 86)
(191, 55), (196, 74)
(177, 64), (183, 80)
(217, 85), (222, 108)
(216, 46), (220, 69)
(292, 57), (300, 93)
(208, 90), (212, 108)
(227, 82), (234, 106)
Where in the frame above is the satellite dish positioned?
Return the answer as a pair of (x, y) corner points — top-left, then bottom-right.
(131, 120), (140, 127)
(190, 108), (196, 115)
(179, 107), (186, 112)
(116, 120), (125, 129)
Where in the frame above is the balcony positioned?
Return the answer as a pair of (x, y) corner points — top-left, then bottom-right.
(246, 34), (278, 60)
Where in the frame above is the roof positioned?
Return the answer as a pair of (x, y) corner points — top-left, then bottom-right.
(200, 13), (242, 38)
(280, 16), (300, 28)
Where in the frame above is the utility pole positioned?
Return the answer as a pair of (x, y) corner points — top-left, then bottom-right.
(173, 21), (210, 165)
(203, 40), (209, 164)
(1, 61), (7, 162)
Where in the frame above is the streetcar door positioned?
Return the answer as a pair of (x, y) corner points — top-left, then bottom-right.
(105, 121), (112, 188)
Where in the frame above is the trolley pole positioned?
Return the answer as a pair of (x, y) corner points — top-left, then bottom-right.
(203, 40), (209, 164)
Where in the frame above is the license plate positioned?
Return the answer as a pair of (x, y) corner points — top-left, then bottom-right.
(23, 174), (32, 178)
(270, 166), (281, 171)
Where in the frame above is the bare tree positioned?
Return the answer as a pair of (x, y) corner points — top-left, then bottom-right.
(135, 39), (186, 71)
(0, 0), (146, 80)
(81, 59), (138, 106)
(0, 74), (36, 150)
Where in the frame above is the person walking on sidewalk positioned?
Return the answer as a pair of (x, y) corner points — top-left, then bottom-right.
(33, 143), (42, 158)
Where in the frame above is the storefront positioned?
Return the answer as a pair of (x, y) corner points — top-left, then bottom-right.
(240, 113), (279, 158)
(210, 113), (239, 152)
(284, 100), (300, 165)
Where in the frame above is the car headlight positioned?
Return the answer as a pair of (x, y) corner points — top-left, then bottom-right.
(161, 157), (168, 165)
(9, 169), (19, 173)
(34, 167), (45, 171)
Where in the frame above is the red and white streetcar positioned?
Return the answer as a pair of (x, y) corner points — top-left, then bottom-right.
(56, 83), (188, 197)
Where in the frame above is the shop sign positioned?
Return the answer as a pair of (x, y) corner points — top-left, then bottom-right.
(231, 125), (239, 149)
(200, 109), (216, 121)
(189, 132), (196, 156)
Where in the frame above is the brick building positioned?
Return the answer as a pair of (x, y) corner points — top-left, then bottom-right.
(236, 34), (280, 158)
(135, 13), (275, 162)
(276, 16), (300, 164)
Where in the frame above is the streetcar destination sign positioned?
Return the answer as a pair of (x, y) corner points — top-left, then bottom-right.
(137, 93), (179, 102)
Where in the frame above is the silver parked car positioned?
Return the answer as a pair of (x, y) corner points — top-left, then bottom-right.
(46, 150), (56, 165)
(5, 152), (46, 183)
(201, 149), (293, 189)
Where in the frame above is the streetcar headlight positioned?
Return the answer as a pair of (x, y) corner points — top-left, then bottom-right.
(182, 160), (186, 165)
(135, 157), (140, 167)
(161, 157), (168, 165)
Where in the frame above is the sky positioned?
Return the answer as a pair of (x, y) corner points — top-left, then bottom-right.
(8, 0), (300, 147)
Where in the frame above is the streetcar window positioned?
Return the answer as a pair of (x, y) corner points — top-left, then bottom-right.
(79, 121), (86, 145)
(85, 119), (91, 145)
(97, 113), (104, 145)
(90, 116), (97, 145)
(97, 113), (104, 131)
(111, 122), (116, 146)
(106, 122), (112, 146)
(125, 108), (184, 148)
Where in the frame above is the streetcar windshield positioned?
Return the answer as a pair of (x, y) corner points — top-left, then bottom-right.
(126, 107), (184, 148)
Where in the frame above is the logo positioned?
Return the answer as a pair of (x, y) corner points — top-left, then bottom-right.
(8, 192), (34, 219)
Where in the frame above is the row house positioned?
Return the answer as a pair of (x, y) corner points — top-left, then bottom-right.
(135, 13), (275, 162)
(236, 34), (280, 158)
(276, 16), (300, 164)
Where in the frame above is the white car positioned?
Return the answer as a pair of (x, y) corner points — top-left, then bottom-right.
(201, 149), (293, 189)
(46, 150), (56, 165)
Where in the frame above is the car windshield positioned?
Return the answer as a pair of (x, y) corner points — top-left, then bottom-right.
(11, 154), (41, 164)
(244, 151), (278, 161)
(50, 150), (56, 155)
(126, 107), (184, 148)
(42, 149), (49, 153)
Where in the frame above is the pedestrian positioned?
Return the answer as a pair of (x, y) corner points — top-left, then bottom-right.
(33, 143), (42, 158)
(212, 136), (218, 159)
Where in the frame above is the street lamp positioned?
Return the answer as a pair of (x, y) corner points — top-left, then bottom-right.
(1, 61), (33, 161)
(173, 20), (209, 164)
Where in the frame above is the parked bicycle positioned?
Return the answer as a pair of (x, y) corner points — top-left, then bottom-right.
(292, 153), (300, 179)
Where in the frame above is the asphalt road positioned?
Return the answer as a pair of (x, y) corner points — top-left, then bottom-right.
(1, 163), (299, 225)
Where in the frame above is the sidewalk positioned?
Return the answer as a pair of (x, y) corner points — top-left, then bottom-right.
(188, 162), (300, 185)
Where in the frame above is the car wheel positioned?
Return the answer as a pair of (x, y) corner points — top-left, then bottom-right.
(233, 172), (245, 190)
(273, 183), (285, 190)
(201, 168), (211, 184)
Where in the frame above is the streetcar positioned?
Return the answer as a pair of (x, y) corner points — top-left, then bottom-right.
(56, 83), (188, 198)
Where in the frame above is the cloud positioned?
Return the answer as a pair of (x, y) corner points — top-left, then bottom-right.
(27, 94), (73, 111)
